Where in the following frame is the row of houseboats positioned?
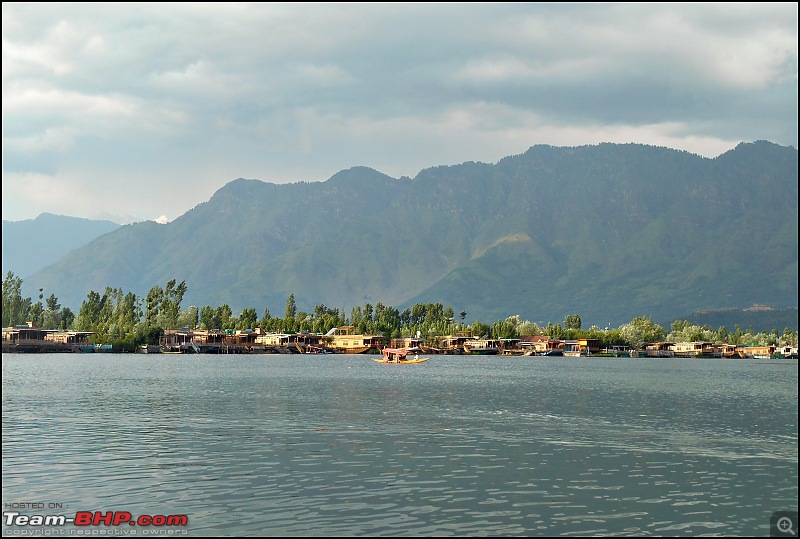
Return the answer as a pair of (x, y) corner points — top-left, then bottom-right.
(3, 324), (797, 358)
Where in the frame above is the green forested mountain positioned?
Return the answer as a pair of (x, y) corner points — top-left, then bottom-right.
(667, 308), (799, 334)
(22, 141), (798, 327)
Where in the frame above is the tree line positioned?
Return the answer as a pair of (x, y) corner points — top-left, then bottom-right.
(2, 271), (797, 352)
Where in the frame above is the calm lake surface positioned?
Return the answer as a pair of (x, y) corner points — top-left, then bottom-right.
(2, 354), (797, 536)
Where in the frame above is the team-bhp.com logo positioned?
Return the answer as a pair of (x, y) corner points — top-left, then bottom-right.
(4, 510), (188, 528)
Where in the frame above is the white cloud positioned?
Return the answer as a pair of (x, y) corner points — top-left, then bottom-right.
(1, 3), (796, 223)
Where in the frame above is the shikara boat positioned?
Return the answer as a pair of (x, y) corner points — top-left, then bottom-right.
(374, 347), (431, 364)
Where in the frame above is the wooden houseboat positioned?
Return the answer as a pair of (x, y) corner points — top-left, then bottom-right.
(671, 341), (718, 357)
(436, 333), (471, 354)
(463, 338), (500, 355)
(2, 325), (95, 353)
(519, 335), (562, 355)
(324, 326), (386, 354)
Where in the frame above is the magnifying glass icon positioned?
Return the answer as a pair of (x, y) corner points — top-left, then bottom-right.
(777, 516), (796, 535)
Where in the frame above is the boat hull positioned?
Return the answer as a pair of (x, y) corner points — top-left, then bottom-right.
(463, 346), (498, 355)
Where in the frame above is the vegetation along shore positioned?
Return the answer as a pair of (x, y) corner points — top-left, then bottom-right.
(2, 272), (797, 357)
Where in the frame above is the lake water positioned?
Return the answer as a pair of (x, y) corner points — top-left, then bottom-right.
(2, 354), (797, 536)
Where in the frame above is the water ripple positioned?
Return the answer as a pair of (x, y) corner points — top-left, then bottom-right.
(3, 354), (797, 536)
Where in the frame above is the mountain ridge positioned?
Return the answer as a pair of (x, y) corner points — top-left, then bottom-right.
(2, 213), (121, 279)
(19, 141), (798, 327)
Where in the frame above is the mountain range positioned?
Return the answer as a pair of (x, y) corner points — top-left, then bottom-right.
(2, 213), (120, 279)
(13, 141), (799, 327)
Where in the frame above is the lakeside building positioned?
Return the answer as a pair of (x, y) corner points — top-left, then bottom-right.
(437, 333), (471, 353)
(162, 328), (261, 353)
(2, 323), (796, 358)
(2, 323), (94, 353)
(644, 342), (676, 357)
(256, 331), (325, 353)
(519, 335), (562, 354)
(672, 341), (716, 357)
(562, 338), (603, 356)
(388, 336), (427, 349)
(734, 344), (777, 359)
(324, 326), (386, 354)
(161, 326), (386, 354)
(463, 338), (502, 354)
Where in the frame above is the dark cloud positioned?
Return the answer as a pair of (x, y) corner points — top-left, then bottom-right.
(2, 3), (796, 222)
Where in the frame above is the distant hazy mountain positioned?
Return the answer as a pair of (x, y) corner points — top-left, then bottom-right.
(2, 213), (120, 279)
(23, 141), (798, 327)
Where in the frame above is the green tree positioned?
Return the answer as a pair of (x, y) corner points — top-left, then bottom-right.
(199, 305), (216, 329)
(313, 304), (343, 334)
(410, 304), (425, 326)
(113, 290), (141, 338)
(359, 303), (375, 334)
(350, 305), (363, 327)
(619, 316), (666, 349)
(73, 287), (121, 341)
(161, 279), (187, 329)
(76, 291), (103, 332)
(259, 308), (277, 331)
(284, 294), (297, 332)
(177, 305), (199, 329)
(41, 294), (62, 329)
(564, 314), (582, 330)
(471, 321), (490, 339)
(93, 287), (116, 341)
(714, 326), (730, 344)
(1, 272), (32, 327)
(425, 303), (444, 327)
(216, 304), (233, 330)
(237, 307), (258, 330)
(44, 293), (57, 311)
(518, 320), (543, 336)
(374, 303), (400, 337)
(546, 322), (564, 340)
(145, 285), (164, 327)
(492, 317), (519, 339)
(29, 301), (44, 328)
(671, 320), (690, 334)
(60, 307), (75, 330)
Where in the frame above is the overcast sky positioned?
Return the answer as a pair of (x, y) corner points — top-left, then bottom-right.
(3, 3), (797, 224)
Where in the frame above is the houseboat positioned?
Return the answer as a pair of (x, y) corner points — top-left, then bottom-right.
(2, 325), (95, 353)
(463, 338), (500, 355)
(563, 340), (589, 357)
(324, 326), (386, 354)
(671, 341), (718, 358)
(437, 333), (471, 354)
(519, 335), (562, 356)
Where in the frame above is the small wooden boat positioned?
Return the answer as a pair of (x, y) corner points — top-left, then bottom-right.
(374, 347), (430, 364)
